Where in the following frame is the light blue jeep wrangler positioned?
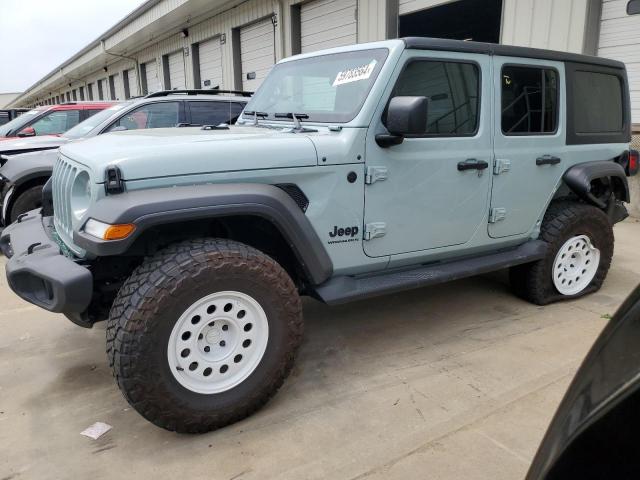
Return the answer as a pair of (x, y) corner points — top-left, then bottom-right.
(2, 38), (637, 433)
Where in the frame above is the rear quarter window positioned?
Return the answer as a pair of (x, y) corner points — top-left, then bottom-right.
(573, 71), (622, 133)
(566, 62), (630, 145)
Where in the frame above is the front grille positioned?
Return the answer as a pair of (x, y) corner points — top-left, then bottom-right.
(52, 154), (81, 250)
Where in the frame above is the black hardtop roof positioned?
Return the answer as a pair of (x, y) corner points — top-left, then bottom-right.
(402, 37), (625, 70)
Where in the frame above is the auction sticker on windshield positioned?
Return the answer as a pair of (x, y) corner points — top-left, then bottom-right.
(333, 60), (377, 87)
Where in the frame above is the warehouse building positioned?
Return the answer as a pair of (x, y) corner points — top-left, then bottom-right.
(7, 0), (640, 128)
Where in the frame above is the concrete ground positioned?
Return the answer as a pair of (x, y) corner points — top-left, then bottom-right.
(1, 221), (639, 480)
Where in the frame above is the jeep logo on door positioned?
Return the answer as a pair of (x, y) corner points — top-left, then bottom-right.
(328, 225), (359, 244)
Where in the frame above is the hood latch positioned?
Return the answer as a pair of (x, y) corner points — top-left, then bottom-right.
(104, 165), (124, 195)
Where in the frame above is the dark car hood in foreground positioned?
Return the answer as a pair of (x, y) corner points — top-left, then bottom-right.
(527, 284), (640, 479)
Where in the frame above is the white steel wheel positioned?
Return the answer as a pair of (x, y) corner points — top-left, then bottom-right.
(552, 234), (600, 296)
(167, 291), (269, 394)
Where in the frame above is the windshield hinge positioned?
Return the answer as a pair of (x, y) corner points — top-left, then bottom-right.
(365, 166), (388, 185)
(364, 222), (386, 241)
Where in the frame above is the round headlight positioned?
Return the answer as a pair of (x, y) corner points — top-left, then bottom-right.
(70, 170), (91, 220)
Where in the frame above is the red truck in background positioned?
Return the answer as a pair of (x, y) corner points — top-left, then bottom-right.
(0, 102), (115, 140)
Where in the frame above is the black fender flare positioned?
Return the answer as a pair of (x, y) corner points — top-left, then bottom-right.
(562, 160), (630, 208)
(0, 150), (56, 223)
(73, 183), (333, 285)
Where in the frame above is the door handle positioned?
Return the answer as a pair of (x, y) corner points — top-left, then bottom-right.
(536, 155), (561, 166)
(457, 159), (489, 171)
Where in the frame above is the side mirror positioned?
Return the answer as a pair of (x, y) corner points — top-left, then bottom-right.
(376, 96), (428, 148)
(17, 126), (36, 137)
(628, 0), (640, 14)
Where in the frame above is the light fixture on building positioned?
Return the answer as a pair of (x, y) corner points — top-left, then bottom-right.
(103, 67), (108, 73)
(181, 28), (189, 38)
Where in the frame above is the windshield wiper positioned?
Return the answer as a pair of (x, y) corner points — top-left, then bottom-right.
(274, 112), (317, 132)
(244, 110), (268, 126)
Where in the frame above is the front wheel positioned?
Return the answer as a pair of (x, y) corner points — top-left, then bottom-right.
(510, 201), (614, 305)
(9, 185), (44, 223)
(106, 238), (303, 433)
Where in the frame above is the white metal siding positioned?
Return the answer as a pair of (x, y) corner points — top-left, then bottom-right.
(168, 50), (186, 89)
(399, 0), (455, 15)
(240, 18), (276, 91)
(144, 60), (161, 93)
(598, 0), (640, 124)
(111, 74), (123, 100)
(356, 0), (388, 43)
(300, 0), (357, 53)
(127, 68), (139, 97)
(500, 0), (589, 53)
(198, 37), (224, 89)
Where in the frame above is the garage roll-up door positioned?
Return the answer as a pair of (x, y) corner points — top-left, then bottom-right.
(598, 0), (640, 124)
(109, 74), (122, 100)
(399, 0), (453, 15)
(301, 0), (357, 53)
(144, 60), (160, 94)
(240, 18), (275, 91)
(198, 37), (223, 89)
(168, 51), (186, 90)
(98, 79), (107, 100)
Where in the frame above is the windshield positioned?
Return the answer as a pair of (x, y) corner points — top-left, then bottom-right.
(0, 108), (44, 136)
(63, 102), (132, 139)
(242, 48), (388, 124)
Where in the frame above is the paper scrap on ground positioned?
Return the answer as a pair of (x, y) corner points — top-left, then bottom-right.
(80, 422), (112, 440)
(333, 60), (377, 86)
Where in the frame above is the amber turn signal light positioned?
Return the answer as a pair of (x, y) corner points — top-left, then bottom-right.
(103, 223), (136, 240)
(84, 219), (136, 240)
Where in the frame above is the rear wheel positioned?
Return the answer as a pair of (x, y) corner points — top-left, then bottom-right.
(9, 185), (43, 223)
(510, 201), (613, 305)
(106, 238), (303, 433)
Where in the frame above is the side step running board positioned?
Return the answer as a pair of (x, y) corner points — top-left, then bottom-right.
(313, 241), (548, 305)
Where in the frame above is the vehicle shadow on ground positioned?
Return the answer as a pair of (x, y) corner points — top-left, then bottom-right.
(26, 271), (538, 445)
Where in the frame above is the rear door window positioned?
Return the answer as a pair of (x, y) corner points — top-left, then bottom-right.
(501, 66), (558, 135)
(188, 101), (246, 125)
(28, 109), (81, 135)
(82, 109), (105, 121)
(107, 102), (180, 131)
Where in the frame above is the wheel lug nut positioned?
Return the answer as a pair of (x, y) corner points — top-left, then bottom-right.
(204, 346), (210, 352)
(222, 325), (229, 331)
(219, 341), (226, 347)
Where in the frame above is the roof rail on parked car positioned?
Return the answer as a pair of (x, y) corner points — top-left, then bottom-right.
(144, 89), (253, 98)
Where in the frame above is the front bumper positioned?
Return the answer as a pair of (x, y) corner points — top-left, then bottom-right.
(0, 210), (93, 315)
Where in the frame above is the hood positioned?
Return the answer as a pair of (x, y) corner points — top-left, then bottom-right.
(60, 125), (318, 181)
(0, 135), (67, 155)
